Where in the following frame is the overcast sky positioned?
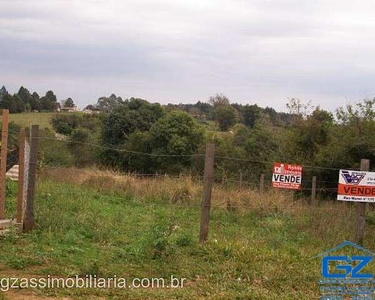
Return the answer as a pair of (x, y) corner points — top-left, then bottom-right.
(1, 0), (375, 111)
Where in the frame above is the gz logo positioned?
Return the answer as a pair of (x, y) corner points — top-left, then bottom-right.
(321, 241), (373, 279)
(322, 256), (372, 279)
(341, 170), (366, 185)
(317, 241), (375, 299)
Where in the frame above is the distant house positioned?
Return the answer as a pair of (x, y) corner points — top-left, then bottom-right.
(83, 105), (100, 114)
(61, 105), (78, 112)
(59, 98), (78, 112)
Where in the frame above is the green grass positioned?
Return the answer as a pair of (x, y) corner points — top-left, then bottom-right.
(8, 112), (54, 130)
(1, 178), (375, 299)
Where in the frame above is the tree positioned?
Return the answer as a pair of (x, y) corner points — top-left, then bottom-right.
(30, 92), (41, 111)
(40, 90), (57, 111)
(214, 105), (238, 131)
(286, 98), (313, 117)
(0, 86), (8, 101)
(241, 104), (261, 128)
(208, 93), (230, 107)
(208, 128), (247, 180)
(243, 125), (279, 178)
(17, 86), (32, 103)
(0, 94), (24, 113)
(264, 106), (281, 126)
(100, 98), (164, 169)
(148, 110), (204, 173)
(285, 98), (314, 128)
(64, 98), (75, 107)
(311, 107), (333, 124)
(188, 107), (204, 118)
(195, 101), (213, 115)
(283, 107), (333, 163)
(102, 98), (164, 146)
(311, 100), (375, 194)
(97, 94), (123, 112)
(17, 86), (33, 112)
(336, 98), (375, 134)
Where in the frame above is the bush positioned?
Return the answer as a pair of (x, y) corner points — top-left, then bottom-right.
(51, 113), (101, 135)
(68, 128), (100, 166)
(214, 105), (238, 131)
(39, 129), (74, 166)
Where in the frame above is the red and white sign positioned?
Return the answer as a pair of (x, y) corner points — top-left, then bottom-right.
(272, 163), (302, 190)
(338, 170), (375, 202)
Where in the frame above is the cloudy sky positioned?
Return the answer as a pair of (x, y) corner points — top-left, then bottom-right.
(1, 0), (375, 111)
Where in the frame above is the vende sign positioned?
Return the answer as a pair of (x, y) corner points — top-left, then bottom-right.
(272, 163), (302, 190)
(338, 170), (375, 203)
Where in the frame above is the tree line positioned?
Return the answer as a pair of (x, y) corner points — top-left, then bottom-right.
(2, 85), (374, 196)
(85, 93), (294, 130)
(0, 86), (75, 113)
(44, 93), (375, 197)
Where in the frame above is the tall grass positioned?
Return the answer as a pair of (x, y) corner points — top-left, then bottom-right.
(40, 166), (358, 242)
(0, 166), (373, 299)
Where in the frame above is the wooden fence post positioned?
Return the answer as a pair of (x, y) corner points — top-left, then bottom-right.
(239, 171), (243, 188)
(199, 143), (215, 243)
(0, 109), (9, 219)
(311, 176), (317, 205)
(24, 125), (39, 232)
(259, 174), (265, 192)
(355, 159), (370, 245)
(16, 128), (26, 223)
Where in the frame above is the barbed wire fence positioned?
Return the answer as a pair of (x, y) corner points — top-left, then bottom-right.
(0, 123), (371, 244)
(34, 135), (349, 198)
(27, 135), (370, 242)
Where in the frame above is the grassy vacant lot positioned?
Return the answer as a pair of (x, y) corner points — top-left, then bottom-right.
(8, 112), (54, 130)
(1, 168), (375, 299)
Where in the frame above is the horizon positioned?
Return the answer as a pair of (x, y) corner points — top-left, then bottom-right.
(1, 84), (373, 114)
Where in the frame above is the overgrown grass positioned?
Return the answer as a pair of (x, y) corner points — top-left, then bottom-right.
(1, 168), (375, 299)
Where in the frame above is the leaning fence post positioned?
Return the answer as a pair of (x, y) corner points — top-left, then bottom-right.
(355, 159), (370, 245)
(311, 176), (317, 205)
(16, 128), (26, 224)
(0, 109), (9, 219)
(259, 174), (265, 193)
(24, 125), (39, 232)
(199, 143), (215, 243)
